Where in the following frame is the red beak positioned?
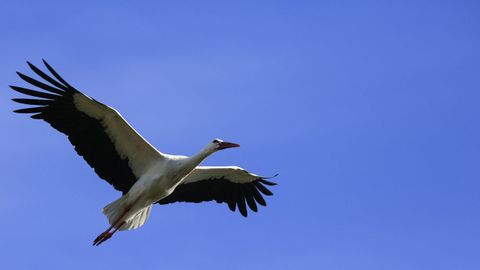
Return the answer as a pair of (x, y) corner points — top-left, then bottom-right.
(218, 141), (240, 150)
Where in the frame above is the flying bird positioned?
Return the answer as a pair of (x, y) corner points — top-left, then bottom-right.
(9, 60), (277, 246)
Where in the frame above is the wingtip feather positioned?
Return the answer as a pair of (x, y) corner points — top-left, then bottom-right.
(259, 179), (278, 186)
(41, 59), (75, 90)
(255, 182), (274, 196)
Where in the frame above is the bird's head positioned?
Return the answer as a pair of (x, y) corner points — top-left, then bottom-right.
(209, 138), (240, 152)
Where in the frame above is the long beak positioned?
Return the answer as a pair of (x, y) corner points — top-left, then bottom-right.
(218, 141), (240, 150)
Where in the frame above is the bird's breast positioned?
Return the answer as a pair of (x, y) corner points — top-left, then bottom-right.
(129, 162), (193, 205)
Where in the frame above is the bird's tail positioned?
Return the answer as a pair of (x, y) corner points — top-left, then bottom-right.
(121, 205), (152, 231)
(103, 196), (152, 231)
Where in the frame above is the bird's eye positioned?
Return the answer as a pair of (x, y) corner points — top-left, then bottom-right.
(212, 139), (220, 144)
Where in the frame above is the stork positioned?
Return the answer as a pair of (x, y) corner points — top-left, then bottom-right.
(9, 60), (277, 246)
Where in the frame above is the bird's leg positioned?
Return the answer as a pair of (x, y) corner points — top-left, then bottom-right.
(109, 221), (126, 237)
(93, 221), (125, 246)
(92, 225), (115, 245)
(93, 205), (132, 246)
(93, 231), (113, 246)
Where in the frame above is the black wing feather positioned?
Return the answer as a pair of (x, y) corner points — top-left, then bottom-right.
(236, 188), (248, 217)
(254, 181), (273, 196)
(10, 60), (137, 193)
(10, 86), (61, 99)
(16, 72), (65, 95)
(42, 59), (75, 90)
(250, 185), (267, 206)
(243, 185), (258, 212)
(157, 177), (275, 217)
(27, 61), (69, 90)
(12, 98), (52, 105)
(14, 107), (47, 114)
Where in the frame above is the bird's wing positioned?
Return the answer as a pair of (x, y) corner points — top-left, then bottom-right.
(157, 166), (277, 217)
(10, 60), (164, 193)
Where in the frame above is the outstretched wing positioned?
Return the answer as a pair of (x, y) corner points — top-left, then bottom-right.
(10, 60), (163, 193)
(157, 166), (277, 217)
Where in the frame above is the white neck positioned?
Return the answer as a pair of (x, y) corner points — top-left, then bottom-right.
(183, 144), (215, 171)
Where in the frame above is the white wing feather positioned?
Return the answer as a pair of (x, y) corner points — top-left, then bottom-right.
(182, 166), (264, 184)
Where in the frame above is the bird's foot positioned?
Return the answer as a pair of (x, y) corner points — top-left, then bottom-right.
(93, 231), (112, 246)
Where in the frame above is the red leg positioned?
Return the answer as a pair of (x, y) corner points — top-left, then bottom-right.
(93, 222), (125, 246)
(93, 206), (131, 246)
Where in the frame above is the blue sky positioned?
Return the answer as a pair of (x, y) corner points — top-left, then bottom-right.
(0, 1), (479, 269)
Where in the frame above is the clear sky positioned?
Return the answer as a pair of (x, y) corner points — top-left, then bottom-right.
(0, 1), (479, 269)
